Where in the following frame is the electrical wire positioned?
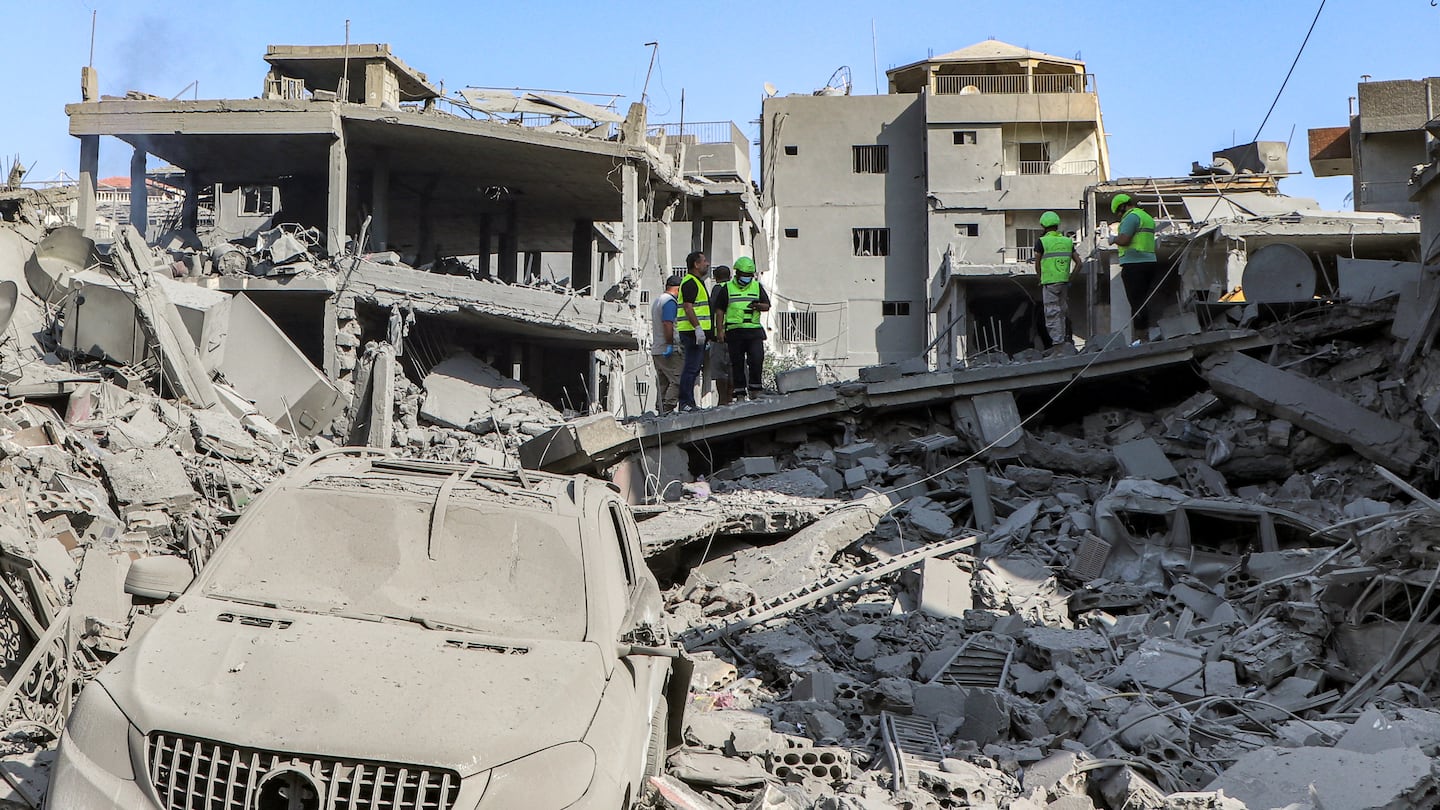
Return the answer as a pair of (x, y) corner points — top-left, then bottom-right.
(1252, 0), (1327, 142)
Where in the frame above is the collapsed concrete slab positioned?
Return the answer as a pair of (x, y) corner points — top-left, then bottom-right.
(638, 496), (833, 556)
(1207, 745), (1440, 809)
(218, 293), (346, 437)
(1202, 351), (1426, 474)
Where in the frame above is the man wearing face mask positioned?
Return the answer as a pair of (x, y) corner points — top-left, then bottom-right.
(711, 256), (772, 401)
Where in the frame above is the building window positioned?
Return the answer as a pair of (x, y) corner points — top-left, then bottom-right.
(635, 379), (649, 399)
(239, 185), (274, 215)
(784, 145), (799, 156)
(639, 290), (651, 304)
(852, 145), (889, 174)
(779, 311), (818, 343)
(1018, 142), (1052, 174)
(953, 130), (977, 145)
(853, 227), (890, 256)
(784, 228), (799, 238)
(882, 301), (911, 317)
(954, 223), (979, 237)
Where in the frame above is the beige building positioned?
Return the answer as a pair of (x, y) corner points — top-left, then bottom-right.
(760, 40), (1110, 374)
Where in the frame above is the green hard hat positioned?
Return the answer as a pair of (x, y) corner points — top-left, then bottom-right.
(1110, 193), (1133, 214)
(733, 256), (756, 274)
(1040, 211), (1062, 228)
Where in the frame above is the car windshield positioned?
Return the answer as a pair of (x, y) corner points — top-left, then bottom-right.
(204, 486), (587, 641)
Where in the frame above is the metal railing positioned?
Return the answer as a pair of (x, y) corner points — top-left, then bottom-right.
(1005, 159), (1100, 177)
(935, 73), (1094, 95)
(1002, 246), (1036, 263)
(646, 121), (741, 145)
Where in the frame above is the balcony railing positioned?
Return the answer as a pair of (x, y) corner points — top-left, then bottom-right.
(936, 73), (1094, 95)
(646, 121), (742, 145)
(1005, 159), (1100, 177)
(1002, 246), (1036, 263)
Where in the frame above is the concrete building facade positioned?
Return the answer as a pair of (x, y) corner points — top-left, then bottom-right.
(761, 41), (1110, 374)
(1309, 77), (1440, 216)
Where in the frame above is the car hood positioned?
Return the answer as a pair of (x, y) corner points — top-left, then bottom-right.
(99, 598), (606, 777)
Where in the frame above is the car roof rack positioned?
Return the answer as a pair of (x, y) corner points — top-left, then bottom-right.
(368, 457), (547, 491)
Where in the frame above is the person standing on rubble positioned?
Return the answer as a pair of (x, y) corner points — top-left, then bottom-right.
(1034, 211), (1080, 352)
(676, 251), (711, 412)
(650, 274), (684, 415)
(703, 265), (734, 406)
(713, 256), (772, 401)
(1111, 193), (1160, 344)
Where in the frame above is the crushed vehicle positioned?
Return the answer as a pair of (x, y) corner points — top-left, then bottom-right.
(46, 449), (682, 809)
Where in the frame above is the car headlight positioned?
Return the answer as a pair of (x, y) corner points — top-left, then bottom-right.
(63, 683), (136, 780)
(477, 742), (596, 808)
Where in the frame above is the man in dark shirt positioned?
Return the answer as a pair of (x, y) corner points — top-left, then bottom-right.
(676, 251), (710, 411)
(712, 257), (772, 400)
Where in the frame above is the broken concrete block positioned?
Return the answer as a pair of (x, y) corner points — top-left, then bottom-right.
(954, 392), (1024, 453)
(912, 682), (967, 720)
(917, 558), (972, 619)
(775, 365), (820, 394)
(730, 456), (779, 478)
(897, 356), (929, 376)
(520, 413), (635, 473)
(1002, 465), (1055, 491)
(955, 689), (1009, 746)
(101, 447), (195, 513)
(1202, 351), (1425, 474)
(804, 708), (847, 743)
(834, 442), (878, 469)
(190, 408), (257, 461)
(906, 504), (953, 540)
(1114, 637), (1206, 698)
(858, 363), (902, 383)
(1157, 312), (1202, 339)
(1112, 438), (1178, 481)
(667, 749), (768, 787)
(220, 293), (344, 436)
(791, 671), (838, 703)
(1207, 745), (1439, 809)
(842, 466), (868, 489)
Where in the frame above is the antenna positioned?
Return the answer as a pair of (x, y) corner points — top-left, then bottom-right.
(871, 19), (880, 95)
(641, 42), (660, 107)
(88, 10), (97, 67)
(340, 19), (352, 102)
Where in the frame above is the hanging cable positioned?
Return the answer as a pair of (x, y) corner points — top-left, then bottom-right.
(1252, 0), (1327, 142)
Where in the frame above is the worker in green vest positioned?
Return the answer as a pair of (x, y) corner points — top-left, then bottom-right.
(1033, 211), (1081, 351)
(712, 256), (772, 401)
(676, 251), (711, 412)
(1111, 193), (1160, 344)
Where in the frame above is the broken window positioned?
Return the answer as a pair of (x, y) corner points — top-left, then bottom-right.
(639, 290), (651, 304)
(953, 130), (977, 145)
(955, 223), (979, 237)
(882, 301), (911, 317)
(239, 185), (274, 216)
(780, 311), (819, 343)
(853, 227), (890, 256)
(1018, 142), (1052, 174)
(852, 145), (889, 174)
(634, 379), (649, 400)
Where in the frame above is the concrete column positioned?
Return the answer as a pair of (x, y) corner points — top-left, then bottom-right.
(621, 163), (639, 305)
(181, 172), (199, 232)
(701, 218), (714, 258)
(326, 127), (349, 256)
(129, 148), (148, 237)
(371, 149), (390, 251)
(498, 200), (519, 283)
(477, 213), (492, 279)
(77, 135), (99, 238)
(571, 219), (594, 293)
(690, 203), (704, 252)
(323, 295), (340, 381)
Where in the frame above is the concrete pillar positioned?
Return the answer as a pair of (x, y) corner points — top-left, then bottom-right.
(326, 127), (349, 256)
(181, 171), (199, 232)
(371, 150), (390, 251)
(701, 218), (715, 258)
(498, 200), (519, 283)
(690, 206), (704, 252)
(77, 135), (99, 238)
(129, 148), (148, 237)
(621, 163), (639, 305)
(477, 213), (492, 279)
(571, 219), (594, 293)
(323, 295), (339, 381)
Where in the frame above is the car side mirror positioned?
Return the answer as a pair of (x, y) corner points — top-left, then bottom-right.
(124, 556), (194, 600)
(617, 642), (680, 659)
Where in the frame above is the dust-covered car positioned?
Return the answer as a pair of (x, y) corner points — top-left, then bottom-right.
(47, 450), (682, 809)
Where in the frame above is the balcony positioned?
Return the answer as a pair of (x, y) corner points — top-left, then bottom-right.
(1002, 246), (1035, 263)
(646, 121), (751, 181)
(936, 73), (1094, 95)
(1007, 159), (1099, 176)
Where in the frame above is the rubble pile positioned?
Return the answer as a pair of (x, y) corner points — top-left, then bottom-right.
(651, 315), (1440, 809)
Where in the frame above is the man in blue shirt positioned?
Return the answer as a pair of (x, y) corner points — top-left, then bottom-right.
(650, 275), (683, 414)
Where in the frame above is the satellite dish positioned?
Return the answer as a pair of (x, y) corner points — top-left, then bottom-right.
(763, 82), (778, 98)
(1241, 243), (1316, 303)
(0, 281), (17, 336)
(960, 85), (981, 95)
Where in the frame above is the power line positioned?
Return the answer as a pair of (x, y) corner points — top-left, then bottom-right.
(1252, 0), (1327, 142)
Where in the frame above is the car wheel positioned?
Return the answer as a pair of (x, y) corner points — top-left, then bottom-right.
(644, 697), (668, 779)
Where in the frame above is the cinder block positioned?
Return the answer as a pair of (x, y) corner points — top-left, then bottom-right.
(776, 366), (820, 393)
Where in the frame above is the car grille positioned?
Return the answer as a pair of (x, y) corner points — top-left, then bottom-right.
(146, 732), (461, 810)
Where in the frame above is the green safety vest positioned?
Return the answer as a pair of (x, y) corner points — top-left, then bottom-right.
(676, 273), (710, 332)
(1038, 231), (1075, 285)
(1118, 207), (1156, 259)
(723, 279), (763, 329)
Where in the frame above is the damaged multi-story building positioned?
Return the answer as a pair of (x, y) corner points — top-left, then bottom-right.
(64, 43), (762, 423)
(760, 40), (1111, 374)
(1308, 75), (1440, 216)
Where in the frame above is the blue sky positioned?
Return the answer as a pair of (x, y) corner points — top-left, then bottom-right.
(5, 0), (1438, 210)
